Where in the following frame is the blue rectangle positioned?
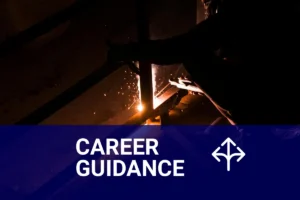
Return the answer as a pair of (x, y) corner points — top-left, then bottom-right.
(0, 125), (299, 200)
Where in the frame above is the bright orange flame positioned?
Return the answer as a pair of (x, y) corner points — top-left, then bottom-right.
(137, 104), (144, 112)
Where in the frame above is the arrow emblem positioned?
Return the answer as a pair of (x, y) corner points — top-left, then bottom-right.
(212, 137), (245, 171)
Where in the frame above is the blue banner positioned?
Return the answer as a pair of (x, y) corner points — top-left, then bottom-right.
(0, 125), (299, 200)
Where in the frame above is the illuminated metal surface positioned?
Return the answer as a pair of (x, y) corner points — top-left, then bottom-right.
(169, 78), (203, 93)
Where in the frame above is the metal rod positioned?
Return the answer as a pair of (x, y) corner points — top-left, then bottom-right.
(15, 62), (124, 125)
(135, 0), (154, 111)
(0, 62), (125, 151)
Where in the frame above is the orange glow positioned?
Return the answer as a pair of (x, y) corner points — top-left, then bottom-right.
(137, 104), (144, 112)
(136, 65), (160, 112)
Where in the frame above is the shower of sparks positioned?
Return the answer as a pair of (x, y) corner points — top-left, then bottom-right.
(96, 63), (185, 122)
(101, 64), (184, 114)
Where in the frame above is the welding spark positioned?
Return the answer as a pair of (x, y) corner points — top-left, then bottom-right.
(137, 104), (144, 111)
(135, 64), (184, 112)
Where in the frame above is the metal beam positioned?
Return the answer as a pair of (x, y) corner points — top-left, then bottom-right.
(135, 0), (154, 111)
(15, 62), (126, 125)
(0, 62), (126, 151)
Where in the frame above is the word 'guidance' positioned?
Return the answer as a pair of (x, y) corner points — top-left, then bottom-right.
(76, 138), (185, 177)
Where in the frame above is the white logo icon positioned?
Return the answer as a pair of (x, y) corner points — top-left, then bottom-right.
(212, 137), (245, 171)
